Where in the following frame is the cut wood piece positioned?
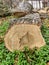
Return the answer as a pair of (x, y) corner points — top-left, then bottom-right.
(4, 24), (46, 52)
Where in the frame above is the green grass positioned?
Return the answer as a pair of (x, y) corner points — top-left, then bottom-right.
(41, 25), (49, 45)
(0, 21), (9, 37)
(0, 42), (49, 65)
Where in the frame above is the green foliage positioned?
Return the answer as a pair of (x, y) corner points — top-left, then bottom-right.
(17, 52), (29, 65)
(0, 41), (49, 65)
(0, 42), (17, 65)
(41, 25), (49, 45)
(17, 45), (49, 65)
(0, 21), (9, 36)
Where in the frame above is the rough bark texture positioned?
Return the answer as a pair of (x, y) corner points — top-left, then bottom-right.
(9, 13), (41, 27)
(4, 24), (45, 52)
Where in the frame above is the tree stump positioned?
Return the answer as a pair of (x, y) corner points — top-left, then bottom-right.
(4, 24), (46, 52)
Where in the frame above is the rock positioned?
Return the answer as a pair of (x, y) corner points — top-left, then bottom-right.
(4, 24), (45, 52)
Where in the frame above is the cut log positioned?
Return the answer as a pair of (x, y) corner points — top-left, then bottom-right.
(4, 24), (46, 52)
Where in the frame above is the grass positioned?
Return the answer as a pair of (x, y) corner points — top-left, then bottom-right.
(0, 21), (9, 36)
(41, 19), (49, 45)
